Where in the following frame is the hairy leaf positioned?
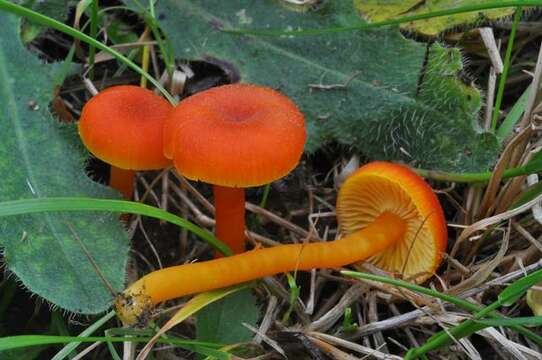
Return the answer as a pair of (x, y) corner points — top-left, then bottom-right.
(15, 0), (73, 22)
(151, 0), (498, 172)
(0, 13), (128, 313)
(15, 0), (74, 42)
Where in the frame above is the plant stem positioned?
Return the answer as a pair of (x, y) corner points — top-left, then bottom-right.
(415, 164), (532, 183)
(491, 7), (523, 130)
(259, 183), (271, 208)
(88, 0), (98, 80)
(139, 27), (151, 88)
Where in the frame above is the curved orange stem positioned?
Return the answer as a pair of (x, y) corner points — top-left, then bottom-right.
(110, 166), (134, 200)
(213, 185), (245, 255)
(124, 211), (406, 305)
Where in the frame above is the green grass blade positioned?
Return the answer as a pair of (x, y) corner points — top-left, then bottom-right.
(222, 1), (542, 37)
(498, 268), (542, 306)
(88, 0), (98, 79)
(415, 155), (542, 183)
(496, 83), (533, 142)
(259, 183), (271, 209)
(0, 0), (176, 104)
(510, 181), (542, 209)
(341, 271), (542, 348)
(0, 197), (232, 256)
(474, 316), (542, 327)
(491, 7), (523, 130)
(341, 271), (479, 311)
(51, 311), (116, 360)
(403, 269), (542, 358)
(0, 335), (229, 359)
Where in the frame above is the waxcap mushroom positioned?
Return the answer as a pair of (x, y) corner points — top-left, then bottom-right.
(164, 83), (306, 187)
(164, 83), (306, 254)
(79, 85), (172, 170)
(336, 161), (447, 282)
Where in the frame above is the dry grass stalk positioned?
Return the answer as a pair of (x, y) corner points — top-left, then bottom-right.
(307, 285), (364, 332)
(308, 332), (402, 360)
(452, 192), (542, 256)
(478, 126), (533, 219)
(449, 223), (510, 295)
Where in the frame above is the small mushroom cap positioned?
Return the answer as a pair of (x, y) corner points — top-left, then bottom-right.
(164, 84), (306, 187)
(79, 86), (172, 170)
(336, 162), (447, 283)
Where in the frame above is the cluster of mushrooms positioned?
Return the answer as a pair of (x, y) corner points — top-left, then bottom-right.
(78, 84), (448, 326)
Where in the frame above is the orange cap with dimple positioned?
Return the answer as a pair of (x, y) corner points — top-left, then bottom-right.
(79, 86), (172, 170)
(164, 84), (306, 187)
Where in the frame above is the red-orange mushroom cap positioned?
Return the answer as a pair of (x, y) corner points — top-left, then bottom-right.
(336, 162), (447, 282)
(79, 85), (172, 170)
(164, 84), (306, 187)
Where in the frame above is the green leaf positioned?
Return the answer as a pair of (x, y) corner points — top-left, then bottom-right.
(523, 149), (542, 174)
(355, 0), (516, 36)
(527, 288), (542, 316)
(2, 347), (48, 360)
(496, 83), (533, 142)
(16, 0), (73, 22)
(197, 288), (260, 346)
(51, 311), (116, 360)
(16, 0), (73, 43)
(0, 13), (128, 313)
(152, 0), (498, 172)
(474, 316), (542, 327)
(105, 17), (139, 45)
(510, 181), (542, 209)
(498, 269), (542, 306)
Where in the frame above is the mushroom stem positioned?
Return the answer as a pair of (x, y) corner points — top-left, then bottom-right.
(110, 167), (135, 200)
(116, 211), (406, 325)
(213, 185), (246, 255)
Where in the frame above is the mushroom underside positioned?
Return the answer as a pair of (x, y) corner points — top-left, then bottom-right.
(338, 176), (438, 282)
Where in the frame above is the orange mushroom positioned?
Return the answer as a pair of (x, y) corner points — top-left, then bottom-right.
(164, 84), (306, 254)
(79, 86), (172, 199)
(115, 161), (447, 326)
(337, 161), (447, 282)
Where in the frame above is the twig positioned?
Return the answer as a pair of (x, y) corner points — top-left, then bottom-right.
(247, 202), (320, 241)
(244, 322), (286, 358)
(519, 40), (542, 129)
(479, 28), (504, 73)
(527, 174), (542, 225)
(308, 71), (361, 91)
(453, 192), (542, 257)
(309, 332), (402, 360)
(253, 296), (278, 344)
(512, 221), (542, 254)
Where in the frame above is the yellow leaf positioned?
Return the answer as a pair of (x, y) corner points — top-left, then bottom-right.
(137, 283), (250, 360)
(355, 0), (516, 36)
(527, 288), (542, 316)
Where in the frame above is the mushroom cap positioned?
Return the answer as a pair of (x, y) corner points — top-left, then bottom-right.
(164, 84), (306, 187)
(79, 85), (172, 170)
(336, 161), (447, 283)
